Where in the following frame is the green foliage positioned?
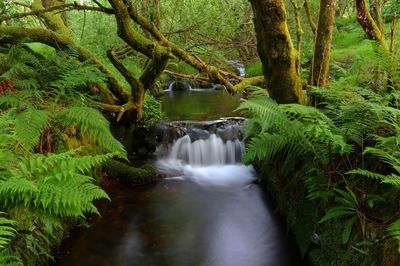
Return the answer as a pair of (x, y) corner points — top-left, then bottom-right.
(142, 93), (163, 128)
(0, 44), (107, 101)
(382, 1), (400, 20)
(238, 95), (350, 169)
(0, 45), (127, 265)
(0, 213), (17, 250)
(245, 59), (263, 77)
(388, 219), (400, 250)
(15, 108), (50, 151)
(241, 84), (400, 260)
(319, 188), (359, 245)
(57, 106), (127, 158)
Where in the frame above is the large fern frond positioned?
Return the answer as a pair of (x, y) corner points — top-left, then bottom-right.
(56, 106), (126, 158)
(14, 108), (50, 151)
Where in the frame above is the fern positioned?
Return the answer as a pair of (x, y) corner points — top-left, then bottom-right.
(388, 219), (400, 246)
(0, 250), (20, 266)
(0, 44), (127, 265)
(0, 213), (17, 250)
(0, 152), (112, 218)
(14, 108), (50, 151)
(240, 96), (350, 169)
(56, 106), (127, 158)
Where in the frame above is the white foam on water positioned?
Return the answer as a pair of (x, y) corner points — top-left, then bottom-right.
(156, 133), (255, 187)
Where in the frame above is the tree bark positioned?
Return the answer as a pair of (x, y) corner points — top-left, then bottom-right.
(250, 0), (304, 104)
(290, 0), (305, 72)
(355, 0), (388, 50)
(309, 0), (337, 87)
(370, 0), (384, 33)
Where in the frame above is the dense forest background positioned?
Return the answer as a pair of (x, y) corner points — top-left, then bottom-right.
(0, 0), (400, 265)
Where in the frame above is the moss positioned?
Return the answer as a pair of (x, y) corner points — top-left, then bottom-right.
(307, 221), (364, 266)
(250, 0), (303, 104)
(104, 159), (158, 186)
(382, 239), (400, 265)
(246, 59), (263, 76)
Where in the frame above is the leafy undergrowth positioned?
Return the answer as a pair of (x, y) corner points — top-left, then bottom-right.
(240, 62), (400, 264)
(0, 45), (133, 265)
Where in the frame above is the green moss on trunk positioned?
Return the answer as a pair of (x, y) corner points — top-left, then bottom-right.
(250, 0), (304, 104)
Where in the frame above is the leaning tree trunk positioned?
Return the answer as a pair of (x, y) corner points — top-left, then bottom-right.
(309, 0), (337, 87)
(370, 0), (384, 33)
(355, 0), (388, 50)
(250, 0), (304, 104)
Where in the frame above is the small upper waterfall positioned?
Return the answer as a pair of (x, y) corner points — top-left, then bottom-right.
(155, 118), (255, 186)
(165, 80), (176, 91)
(228, 60), (246, 77)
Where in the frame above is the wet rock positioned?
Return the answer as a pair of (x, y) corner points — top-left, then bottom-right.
(187, 128), (210, 141)
(155, 117), (245, 145)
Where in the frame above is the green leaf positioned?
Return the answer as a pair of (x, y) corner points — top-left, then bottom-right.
(342, 216), (357, 245)
(319, 207), (355, 224)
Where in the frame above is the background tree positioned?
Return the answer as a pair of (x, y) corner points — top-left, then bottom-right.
(309, 0), (337, 87)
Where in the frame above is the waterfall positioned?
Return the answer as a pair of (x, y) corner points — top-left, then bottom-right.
(228, 60), (246, 77)
(165, 81), (176, 91)
(167, 134), (244, 166)
(155, 119), (255, 186)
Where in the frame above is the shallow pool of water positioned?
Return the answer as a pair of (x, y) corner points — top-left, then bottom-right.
(161, 90), (241, 121)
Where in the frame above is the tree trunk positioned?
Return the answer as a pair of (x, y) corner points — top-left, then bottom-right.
(309, 0), (337, 87)
(250, 0), (303, 104)
(355, 0), (388, 50)
(370, 0), (384, 33)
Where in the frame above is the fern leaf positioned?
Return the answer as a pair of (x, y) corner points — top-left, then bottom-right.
(319, 206), (355, 223)
(0, 213), (17, 250)
(56, 107), (126, 158)
(15, 108), (50, 150)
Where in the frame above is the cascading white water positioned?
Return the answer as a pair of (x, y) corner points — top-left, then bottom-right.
(165, 81), (176, 91)
(228, 60), (246, 77)
(156, 127), (255, 187)
(168, 134), (244, 166)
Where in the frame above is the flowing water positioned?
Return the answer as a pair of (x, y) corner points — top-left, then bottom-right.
(53, 88), (301, 266)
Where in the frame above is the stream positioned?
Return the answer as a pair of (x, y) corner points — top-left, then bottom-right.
(53, 87), (301, 266)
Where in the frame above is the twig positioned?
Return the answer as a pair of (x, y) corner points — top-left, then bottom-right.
(163, 70), (211, 83)
(390, 13), (397, 54)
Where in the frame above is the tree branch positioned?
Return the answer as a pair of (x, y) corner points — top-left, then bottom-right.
(303, 0), (316, 35)
(124, 1), (242, 94)
(0, 2), (113, 22)
(233, 76), (266, 91)
(107, 48), (143, 94)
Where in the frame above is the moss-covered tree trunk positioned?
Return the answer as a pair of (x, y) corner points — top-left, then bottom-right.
(250, 0), (304, 104)
(355, 0), (388, 51)
(370, 0), (384, 33)
(309, 0), (337, 87)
